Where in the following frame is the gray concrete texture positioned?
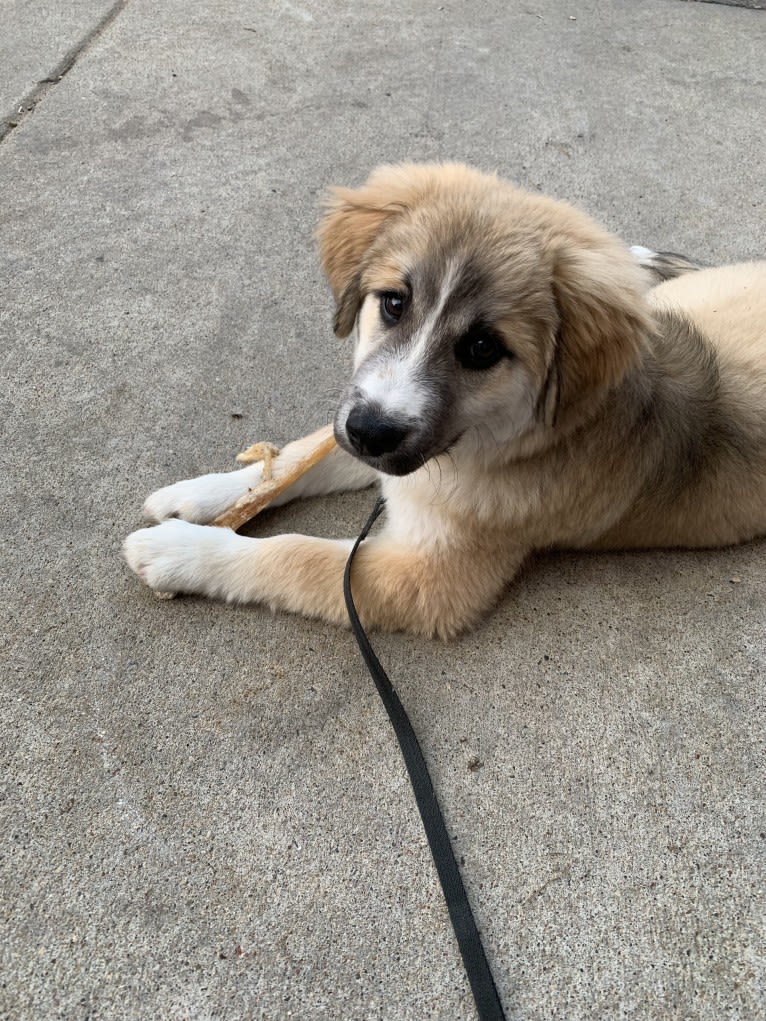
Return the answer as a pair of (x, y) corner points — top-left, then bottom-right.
(1, 1), (764, 1018)
(0, 1), (122, 132)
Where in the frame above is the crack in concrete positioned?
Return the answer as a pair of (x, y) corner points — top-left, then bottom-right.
(683, 0), (765, 8)
(0, 0), (129, 143)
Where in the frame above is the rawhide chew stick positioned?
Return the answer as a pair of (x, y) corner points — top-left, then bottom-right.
(235, 440), (280, 476)
(210, 423), (337, 531)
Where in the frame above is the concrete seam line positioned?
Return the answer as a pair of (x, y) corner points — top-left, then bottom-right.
(0, 0), (130, 143)
(680, 0), (765, 8)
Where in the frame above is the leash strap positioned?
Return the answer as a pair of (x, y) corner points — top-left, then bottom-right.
(343, 497), (506, 1021)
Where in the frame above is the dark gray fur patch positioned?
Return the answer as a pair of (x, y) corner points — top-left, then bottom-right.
(443, 256), (488, 310)
(640, 250), (704, 284)
(628, 309), (757, 504)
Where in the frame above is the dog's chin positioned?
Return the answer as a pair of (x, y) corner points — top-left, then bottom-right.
(336, 439), (424, 477)
(368, 452), (425, 477)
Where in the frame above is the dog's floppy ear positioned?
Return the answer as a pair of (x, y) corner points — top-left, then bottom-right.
(317, 164), (439, 338)
(551, 239), (654, 406)
(317, 193), (392, 338)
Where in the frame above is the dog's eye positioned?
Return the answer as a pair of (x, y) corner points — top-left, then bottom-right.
(380, 292), (405, 324)
(455, 327), (506, 370)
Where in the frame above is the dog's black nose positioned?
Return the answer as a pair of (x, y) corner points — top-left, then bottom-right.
(345, 407), (409, 458)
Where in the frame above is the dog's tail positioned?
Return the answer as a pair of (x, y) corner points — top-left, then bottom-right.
(630, 245), (704, 284)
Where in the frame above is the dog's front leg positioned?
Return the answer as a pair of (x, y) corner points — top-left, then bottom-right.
(123, 521), (523, 638)
(142, 439), (376, 524)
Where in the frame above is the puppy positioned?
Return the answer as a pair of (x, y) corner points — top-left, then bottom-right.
(124, 164), (766, 638)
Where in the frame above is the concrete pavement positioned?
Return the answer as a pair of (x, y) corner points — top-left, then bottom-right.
(2, 1), (764, 1018)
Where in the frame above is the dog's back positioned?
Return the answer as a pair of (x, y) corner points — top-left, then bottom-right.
(650, 260), (766, 360)
(592, 259), (766, 551)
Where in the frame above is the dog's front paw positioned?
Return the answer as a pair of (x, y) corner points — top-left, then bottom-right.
(142, 467), (262, 524)
(123, 519), (243, 597)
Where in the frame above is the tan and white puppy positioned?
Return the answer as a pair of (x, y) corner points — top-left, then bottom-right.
(124, 164), (766, 637)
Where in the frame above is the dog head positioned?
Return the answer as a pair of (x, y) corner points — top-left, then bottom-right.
(318, 163), (653, 476)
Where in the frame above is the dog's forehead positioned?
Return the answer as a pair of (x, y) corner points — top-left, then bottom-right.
(398, 209), (488, 292)
(366, 206), (550, 322)
(412, 250), (483, 311)
(363, 245), (489, 330)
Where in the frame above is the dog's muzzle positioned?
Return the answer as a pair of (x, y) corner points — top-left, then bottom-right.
(344, 405), (411, 459)
(335, 398), (428, 475)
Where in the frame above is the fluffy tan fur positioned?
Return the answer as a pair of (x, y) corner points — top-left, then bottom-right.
(124, 164), (766, 638)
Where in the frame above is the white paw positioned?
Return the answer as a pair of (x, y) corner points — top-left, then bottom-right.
(142, 466), (263, 523)
(123, 519), (244, 597)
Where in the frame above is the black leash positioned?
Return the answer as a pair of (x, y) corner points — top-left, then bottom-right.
(343, 497), (506, 1021)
